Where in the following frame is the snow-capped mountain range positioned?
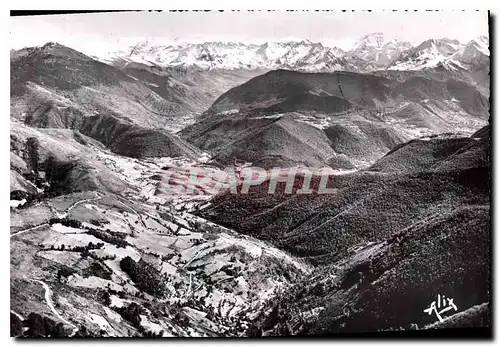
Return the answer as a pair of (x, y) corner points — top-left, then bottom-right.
(91, 33), (489, 73)
(388, 36), (489, 71)
(96, 39), (352, 72)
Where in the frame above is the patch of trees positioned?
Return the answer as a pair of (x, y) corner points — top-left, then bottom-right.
(119, 256), (167, 297)
(24, 137), (40, 173)
(45, 219), (127, 255)
(57, 266), (77, 280)
(48, 218), (82, 229)
(187, 219), (203, 231)
(12, 189), (65, 209)
(73, 325), (101, 337)
(161, 253), (176, 262)
(10, 188), (53, 210)
(105, 286), (127, 299)
(23, 312), (69, 337)
(240, 285), (309, 337)
(80, 242), (105, 257)
(91, 253), (117, 261)
(98, 289), (112, 306)
(141, 329), (164, 338)
(114, 301), (165, 337)
(115, 302), (145, 328)
(13, 154), (77, 203)
(44, 241), (104, 253)
(86, 228), (128, 248)
(22, 170), (46, 188)
(10, 190), (29, 201)
(190, 238), (203, 246)
(82, 261), (112, 280)
(220, 264), (241, 278)
(10, 313), (23, 337)
(90, 219), (103, 227)
(173, 312), (190, 327)
(43, 155), (79, 195)
(150, 174), (163, 181)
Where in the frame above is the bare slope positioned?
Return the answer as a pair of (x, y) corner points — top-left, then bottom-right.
(210, 115), (340, 168)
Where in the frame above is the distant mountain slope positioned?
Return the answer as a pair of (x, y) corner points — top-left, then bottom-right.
(181, 113), (355, 168)
(10, 43), (201, 159)
(206, 69), (393, 114)
(204, 69), (488, 118)
(118, 61), (263, 116)
(324, 121), (408, 163)
(368, 126), (490, 174)
(78, 114), (201, 159)
(210, 116), (339, 168)
(11, 42), (131, 97)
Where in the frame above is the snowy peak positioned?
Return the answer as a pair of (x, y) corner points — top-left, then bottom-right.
(101, 40), (350, 72)
(413, 38), (460, 57)
(465, 37), (490, 56)
(389, 36), (489, 71)
(452, 39), (489, 65)
(11, 41), (92, 62)
(129, 40), (151, 56)
(354, 32), (386, 50)
(349, 33), (412, 68)
(478, 35), (489, 47)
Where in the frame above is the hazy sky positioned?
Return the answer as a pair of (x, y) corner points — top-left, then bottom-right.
(10, 11), (489, 54)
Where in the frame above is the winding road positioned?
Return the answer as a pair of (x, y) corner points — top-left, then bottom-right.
(10, 309), (25, 321)
(58, 191), (103, 219)
(10, 191), (102, 239)
(32, 279), (78, 336)
(10, 223), (50, 239)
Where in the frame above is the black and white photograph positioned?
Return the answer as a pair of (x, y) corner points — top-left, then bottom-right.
(9, 9), (491, 338)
